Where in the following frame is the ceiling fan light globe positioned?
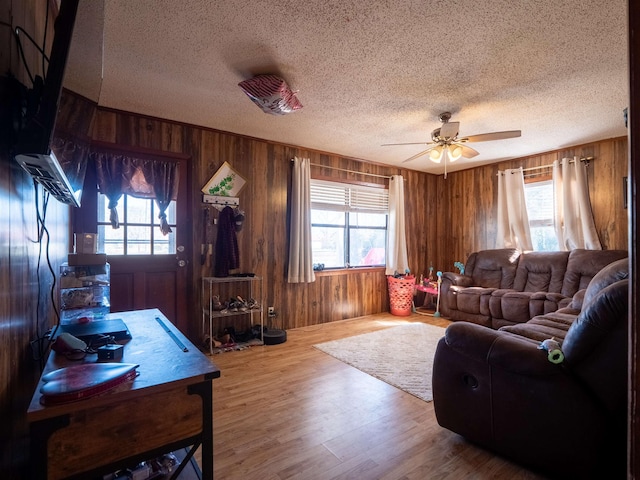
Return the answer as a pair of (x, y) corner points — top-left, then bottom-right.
(429, 147), (443, 163)
(449, 145), (463, 162)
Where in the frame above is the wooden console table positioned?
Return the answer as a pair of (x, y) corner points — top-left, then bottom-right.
(27, 308), (221, 479)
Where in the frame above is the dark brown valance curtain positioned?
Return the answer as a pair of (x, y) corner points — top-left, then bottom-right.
(91, 151), (180, 235)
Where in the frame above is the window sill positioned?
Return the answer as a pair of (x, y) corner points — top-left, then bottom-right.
(313, 266), (386, 277)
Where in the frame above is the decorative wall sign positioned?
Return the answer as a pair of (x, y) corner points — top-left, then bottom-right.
(201, 161), (246, 197)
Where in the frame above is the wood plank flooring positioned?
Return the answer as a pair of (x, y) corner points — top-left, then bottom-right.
(208, 313), (547, 480)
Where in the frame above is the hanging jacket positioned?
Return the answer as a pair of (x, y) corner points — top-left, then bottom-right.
(214, 206), (240, 277)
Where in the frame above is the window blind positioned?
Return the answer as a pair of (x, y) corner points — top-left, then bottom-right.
(310, 179), (389, 213)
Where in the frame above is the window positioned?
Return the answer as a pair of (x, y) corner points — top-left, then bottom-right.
(524, 180), (559, 251)
(97, 194), (177, 255)
(310, 179), (388, 268)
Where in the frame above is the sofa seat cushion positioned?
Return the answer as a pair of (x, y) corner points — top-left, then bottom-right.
(490, 289), (573, 327)
(499, 312), (576, 343)
(489, 290), (545, 324)
(455, 287), (495, 316)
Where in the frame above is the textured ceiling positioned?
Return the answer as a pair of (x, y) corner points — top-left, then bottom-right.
(70, 0), (629, 174)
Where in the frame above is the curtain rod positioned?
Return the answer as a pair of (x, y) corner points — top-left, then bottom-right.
(292, 160), (392, 179)
(522, 156), (593, 173)
(295, 155), (593, 179)
(497, 156), (594, 176)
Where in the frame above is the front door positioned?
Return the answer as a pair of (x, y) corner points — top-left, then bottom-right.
(74, 148), (191, 334)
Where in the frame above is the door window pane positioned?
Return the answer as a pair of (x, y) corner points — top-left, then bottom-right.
(127, 226), (152, 254)
(154, 231), (176, 254)
(98, 194), (124, 223)
(98, 224), (124, 255)
(153, 201), (176, 225)
(97, 194), (177, 254)
(127, 196), (153, 224)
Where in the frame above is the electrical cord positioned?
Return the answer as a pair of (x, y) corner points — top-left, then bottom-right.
(56, 335), (118, 362)
(8, 0), (51, 87)
(42, 0), (50, 84)
(30, 183), (49, 368)
(28, 182), (63, 371)
(13, 27), (49, 86)
(19, 3), (58, 371)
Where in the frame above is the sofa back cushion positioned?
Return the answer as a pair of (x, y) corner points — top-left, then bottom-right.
(512, 251), (570, 292)
(582, 258), (629, 307)
(560, 249), (628, 297)
(466, 249), (520, 289)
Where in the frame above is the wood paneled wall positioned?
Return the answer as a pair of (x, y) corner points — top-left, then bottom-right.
(0, 0), (632, 476)
(0, 1), (70, 475)
(433, 137), (629, 273)
(90, 109), (439, 333)
(90, 107), (628, 334)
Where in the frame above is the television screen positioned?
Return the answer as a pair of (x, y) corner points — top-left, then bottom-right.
(13, 0), (98, 208)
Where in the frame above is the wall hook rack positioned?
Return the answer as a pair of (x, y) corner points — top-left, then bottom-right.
(203, 194), (240, 211)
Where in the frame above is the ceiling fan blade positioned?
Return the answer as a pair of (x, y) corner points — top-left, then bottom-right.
(439, 121), (459, 139)
(401, 146), (439, 163)
(460, 144), (479, 158)
(462, 130), (521, 143)
(381, 142), (432, 146)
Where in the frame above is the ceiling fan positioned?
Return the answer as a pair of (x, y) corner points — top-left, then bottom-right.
(382, 112), (521, 176)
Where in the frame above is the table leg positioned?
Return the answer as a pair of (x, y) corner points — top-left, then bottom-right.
(188, 381), (214, 479)
(30, 415), (70, 479)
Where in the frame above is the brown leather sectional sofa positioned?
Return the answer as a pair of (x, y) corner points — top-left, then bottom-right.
(440, 248), (628, 329)
(432, 257), (629, 478)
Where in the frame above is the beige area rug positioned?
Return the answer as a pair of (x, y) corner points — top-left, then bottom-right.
(313, 322), (445, 402)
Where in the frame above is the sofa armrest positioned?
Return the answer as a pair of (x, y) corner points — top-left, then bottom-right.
(567, 289), (586, 311)
(545, 292), (567, 303)
(442, 271), (473, 287)
(444, 322), (560, 376)
(490, 288), (514, 298)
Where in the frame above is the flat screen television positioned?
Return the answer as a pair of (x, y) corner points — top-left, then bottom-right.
(13, 0), (86, 207)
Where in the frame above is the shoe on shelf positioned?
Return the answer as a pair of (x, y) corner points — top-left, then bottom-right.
(236, 295), (249, 311)
(212, 295), (224, 311)
(202, 335), (222, 349)
(247, 298), (260, 310)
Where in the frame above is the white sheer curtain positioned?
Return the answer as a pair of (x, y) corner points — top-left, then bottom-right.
(496, 167), (533, 251)
(553, 157), (602, 250)
(385, 175), (410, 275)
(287, 157), (316, 283)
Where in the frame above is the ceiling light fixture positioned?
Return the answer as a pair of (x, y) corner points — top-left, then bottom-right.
(449, 145), (463, 162)
(429, 146), (443, 163)
(429, 144), (463, 164)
